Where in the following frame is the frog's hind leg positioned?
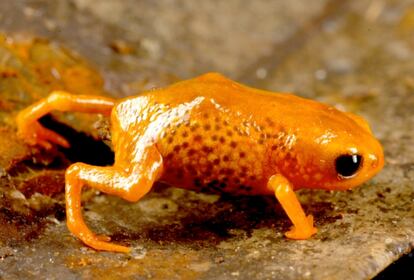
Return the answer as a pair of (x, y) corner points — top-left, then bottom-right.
(16, 91), (115, 149)
(65, 145), (163, 253)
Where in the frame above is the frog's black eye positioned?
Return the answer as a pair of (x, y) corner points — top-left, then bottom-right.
(335, 154), (362, 178)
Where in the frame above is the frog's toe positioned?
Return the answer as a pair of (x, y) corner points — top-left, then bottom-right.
(36, 124), (70, 148)
(96, 234), (111, 242)
(18, 121), (70, 148)
(285, 227), (317, 240)
(37, 139), (53, 150)
(82, 236), (130, 253)
(94, 241), (130, 253)
(284, 215), (317, 240)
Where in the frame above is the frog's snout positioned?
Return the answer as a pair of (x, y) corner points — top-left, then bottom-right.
(365, 140), (384, 176)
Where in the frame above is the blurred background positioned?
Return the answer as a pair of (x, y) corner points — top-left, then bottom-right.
(0, 1), (413, 279)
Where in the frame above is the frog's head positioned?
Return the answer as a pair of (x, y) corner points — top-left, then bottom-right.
(287, 108), (384, 191)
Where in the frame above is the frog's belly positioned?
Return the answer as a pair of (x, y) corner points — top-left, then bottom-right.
(160, 154), (269, 195)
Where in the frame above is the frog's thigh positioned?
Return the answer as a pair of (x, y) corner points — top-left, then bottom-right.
(65, 145), (163, 252)
(267, 174), (317, 240)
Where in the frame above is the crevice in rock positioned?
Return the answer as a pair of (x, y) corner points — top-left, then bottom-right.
(39, 115), (114, 167)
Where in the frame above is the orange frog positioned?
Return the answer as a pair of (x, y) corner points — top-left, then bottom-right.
(16, 73), (384, 253)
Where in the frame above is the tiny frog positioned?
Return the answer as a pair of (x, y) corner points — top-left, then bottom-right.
(16, 73), (384, 252)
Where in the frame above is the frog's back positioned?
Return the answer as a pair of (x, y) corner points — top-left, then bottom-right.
(145, 73), (348, 132)
(139, 73), (327, 117)
(116, 73), (339, 128)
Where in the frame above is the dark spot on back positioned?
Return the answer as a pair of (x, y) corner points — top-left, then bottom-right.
(190, 124), (200, 131)
(226, 169), (235, 175)
(203, 124), (211, 131)
(194, 135), (202, 142)
(202, 146), (213, 153)
(230, 141), (237, 148)
(187, 149), (196, 156)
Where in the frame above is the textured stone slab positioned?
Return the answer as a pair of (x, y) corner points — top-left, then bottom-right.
(0, 0), (413, 279)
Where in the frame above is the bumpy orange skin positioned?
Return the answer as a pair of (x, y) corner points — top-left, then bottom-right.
(16, 73), (384, 252)
(114, 73), (383, 194)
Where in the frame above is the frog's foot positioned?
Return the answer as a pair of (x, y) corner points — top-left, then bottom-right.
(285, 215), (317, 240)
(81, 233), (130, 253)
(67, 218), (129, 253)
(17, 120), (69, 149)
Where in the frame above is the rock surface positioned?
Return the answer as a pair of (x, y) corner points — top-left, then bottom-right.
(0, 0), (413, 279)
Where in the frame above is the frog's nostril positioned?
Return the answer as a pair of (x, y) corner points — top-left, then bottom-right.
(367, 154), (378, 168)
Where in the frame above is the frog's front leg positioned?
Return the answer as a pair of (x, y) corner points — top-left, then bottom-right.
(65, 146), (163, 253)
(267, 174), (317, 239)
